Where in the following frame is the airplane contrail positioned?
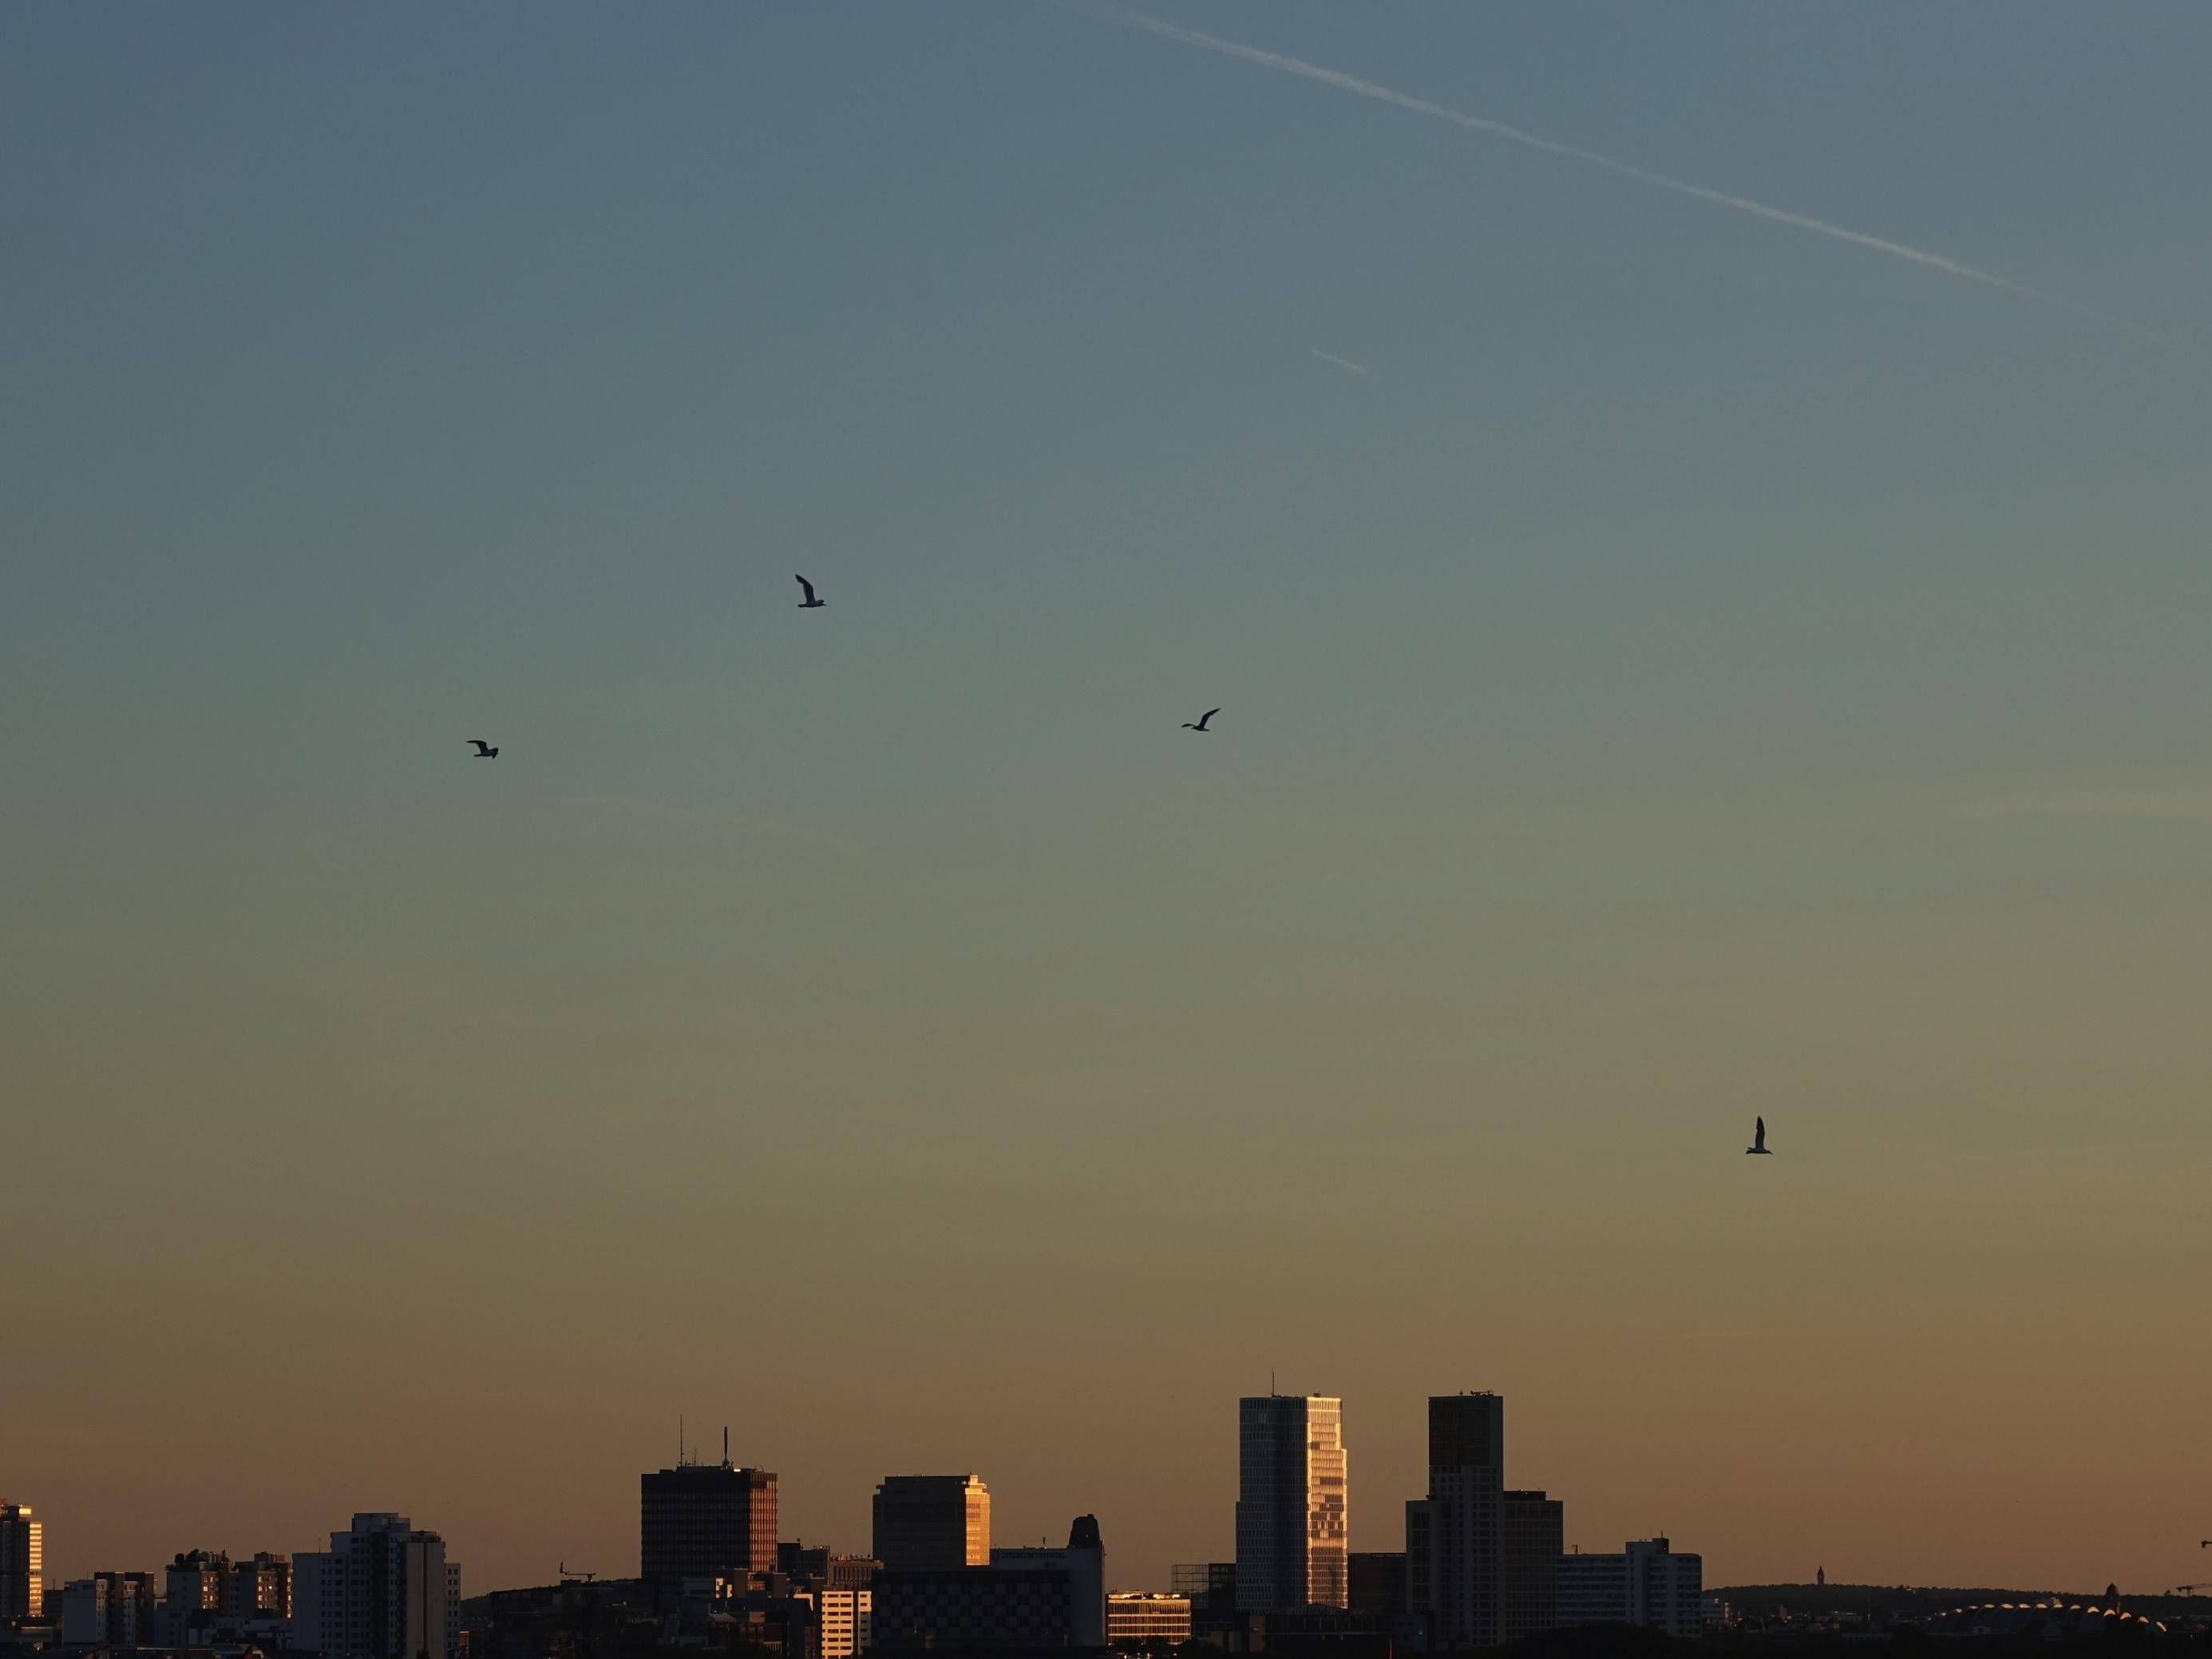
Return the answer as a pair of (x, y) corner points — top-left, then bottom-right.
(1055, 0), (2164, 337)
(1309, 347), (1372, 377)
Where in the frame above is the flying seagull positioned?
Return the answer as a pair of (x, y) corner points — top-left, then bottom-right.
(1182, 707), (1220, 732)
(468, 740), (499, 758)
(795, 574), (825, 609)
(1746, 1116), (1772, 1155)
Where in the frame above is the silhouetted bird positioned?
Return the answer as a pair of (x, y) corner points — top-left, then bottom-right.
(795, 574), (825, 608)
(1746, 1116), (1771, 1155)
(1182, 707), (1220, 732)
(468, 740), (500, 758)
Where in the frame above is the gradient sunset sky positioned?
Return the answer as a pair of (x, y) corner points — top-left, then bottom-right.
(6, 0), (2211, 1600)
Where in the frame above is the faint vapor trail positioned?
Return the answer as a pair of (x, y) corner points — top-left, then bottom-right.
(1309, 347), (1372, 377)
(1055, 0), (2168, 339)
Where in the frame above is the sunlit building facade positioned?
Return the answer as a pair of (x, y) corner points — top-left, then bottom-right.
(0, 1503), (41, 1623)
(872, 1475), (990, 1572)
(1235, 1395), (1348, 1612)
(1107, 1592), (1193, 1645)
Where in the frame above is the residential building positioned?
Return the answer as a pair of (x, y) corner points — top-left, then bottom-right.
(1407, 1392), (1503, 1649)
(1347, 1554), (1406, 1618)
(60, 1573), (157, 1648)
(1501, 1491), (1561, 1644)
(1625, 1538), (1700, 1638)
(228, 1551), (292, 1617)
(1557, 1550), (1625, 1630)
(871, 1475), (989, 1572)
(1107, 1592), (1192, 1645)
(872, 1514), (1103, 1650)
(0, 1504), (42, 1622)
(641, 1460), (778, 1597)
(1235, 1395), (1347, 1612)
(293, 1511), (456, 1659)
(1557, 1538), (1701, 1639)
(166, 1549), (230, 1617)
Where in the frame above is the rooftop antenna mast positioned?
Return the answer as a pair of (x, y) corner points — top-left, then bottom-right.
(722, 1426), (730, 1468)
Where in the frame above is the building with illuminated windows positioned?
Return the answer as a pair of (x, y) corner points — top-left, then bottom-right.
(1107, 1591), (1193, 1645)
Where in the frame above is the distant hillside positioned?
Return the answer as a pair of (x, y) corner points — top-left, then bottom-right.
(1713, 1583), (2204, 1620)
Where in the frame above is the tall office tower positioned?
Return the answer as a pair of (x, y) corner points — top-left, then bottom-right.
(292, 1513), (455, 1659)
(1407, 1392), (1504, 1649)
(226, 1553), (292, 1618)
(640, 1459), (779, 1596)
(1500, 1491), (1562, 1643)
(1234, 1395), (1348, 1612)
(0, 1503), (42, 1621)
(872, 1476), (990, 1572)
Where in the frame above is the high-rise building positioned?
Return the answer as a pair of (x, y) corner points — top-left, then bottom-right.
(166, 1550), (230, 1617)
(1501, 1492), (1561, 1644)
(1407, 1392), (1504, 1649)
(1625, 1538), (1701, 1638)
(641, 1460), (779, 1596)
(871, 1475), (989, 1572)
(0, 1503), (42, 1623)
(292, 1513), (456, 1659)
(1235, 1394), (1347, 1612)
(60, 1574), (157, 1647)
(1557, 1538), (1701, 1639)
(227, 1553), (292, 1618)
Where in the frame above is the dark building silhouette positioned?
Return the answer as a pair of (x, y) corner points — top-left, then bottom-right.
(872, 1514), (1103, 1650)
(228, 1552), (291, 1617)
(640, 1459), (778, 1599)
(0, 1503), (42, 1623)
(872, 1475), (990, 1572)
(1502, 1491), (1562, 1643)
(1407, 1392), (1504, 1649)
(1347, 1553), (1407, 1617)
(1169, 1562), (1237, 1612)
(1557, 1538), (1700, 1638)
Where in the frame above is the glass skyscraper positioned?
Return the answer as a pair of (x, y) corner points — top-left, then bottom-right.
(1234, 1395), (1348, 1612)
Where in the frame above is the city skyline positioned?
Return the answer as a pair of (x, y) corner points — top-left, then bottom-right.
(6, 0), (2211, 1620)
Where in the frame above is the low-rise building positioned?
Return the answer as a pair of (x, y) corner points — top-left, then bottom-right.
(873, 1515), (1104, 1651)
(1107, 1592), (1192, 1645)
